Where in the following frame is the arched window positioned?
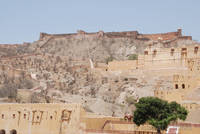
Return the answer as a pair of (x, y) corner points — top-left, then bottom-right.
(194, 47), (198, 54)
(153, 50), (157, 55)
(182, 48), (187, 51)
(152, 50), (157, 58)
(148, 44), (152, 48)
(10, 129), (17, 134)
(24, 114), (26, 119)
(181, 48), (187, 57)
(175, 84), (178, 89)
(0, 129), (5, 134)
(12, 114), (15, 119)
(50, 116), (53, 120)
(182, 84), (185, 89)
(170, 49), (175, 56)
(36, 116), (39, 120)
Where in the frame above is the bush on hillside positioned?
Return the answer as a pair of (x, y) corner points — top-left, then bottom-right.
(128, 54), (138, 60)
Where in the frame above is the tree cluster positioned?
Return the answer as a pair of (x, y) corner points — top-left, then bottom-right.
(133, 97), (188, 133)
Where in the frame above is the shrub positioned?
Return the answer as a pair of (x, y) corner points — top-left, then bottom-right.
(105, 56), (114, 64)
(128, 54), (138, 60)
(0, 83), (18, 99)
(30, 93), (40, 103)
(22, 79), (34, 89)
(126, 96), (137, 105)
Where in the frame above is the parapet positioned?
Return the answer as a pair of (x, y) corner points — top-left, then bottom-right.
(39, 30), (138, 40)
(138, 29), (189, 41)
(39, 29), (192, 42)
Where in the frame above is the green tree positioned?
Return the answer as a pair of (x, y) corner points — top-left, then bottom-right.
(133, 97), (188, 134)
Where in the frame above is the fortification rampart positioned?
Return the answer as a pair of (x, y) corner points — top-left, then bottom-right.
(39, 29), (192, 42)
(138, 29), (181, 41)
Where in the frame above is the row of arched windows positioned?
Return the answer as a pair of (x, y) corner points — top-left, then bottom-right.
(0, 114), (54, 120)
(1, 114), (27, 119)
(0, 129), (17, 134)
(144, 46), (199, 56)
(175, 84), (185, 89)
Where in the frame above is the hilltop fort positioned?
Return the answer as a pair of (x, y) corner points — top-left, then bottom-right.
(0, 29), (199, 134)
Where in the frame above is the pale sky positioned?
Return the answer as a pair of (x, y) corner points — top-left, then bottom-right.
(0, 0), (200, 43)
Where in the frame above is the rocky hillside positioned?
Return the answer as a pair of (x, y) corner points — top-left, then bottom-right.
(28, 34), (195, 63)
(0, 29), (198, 118)
(28, 37), (147, 62)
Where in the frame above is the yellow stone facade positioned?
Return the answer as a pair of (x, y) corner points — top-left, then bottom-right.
(107, 45), (200, 109)
(0, 103), (85, 134)
(108, 45), (200, 71)
(0, 103), (200, 134)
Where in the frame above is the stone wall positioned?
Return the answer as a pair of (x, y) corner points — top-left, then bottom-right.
(39, 29), (191, 42)
(0, 103), (200, 134)
(0, 103), (84, 134)
(108, 45), (200, 71)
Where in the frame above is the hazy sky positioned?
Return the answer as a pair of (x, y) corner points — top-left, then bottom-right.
(0, 0), (200, 44)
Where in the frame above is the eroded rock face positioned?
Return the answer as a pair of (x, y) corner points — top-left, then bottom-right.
(29, 37), (146, 62)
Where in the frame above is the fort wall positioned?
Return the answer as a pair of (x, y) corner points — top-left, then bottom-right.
(138, 29), (181, 41)
(39, 29), (191, 42)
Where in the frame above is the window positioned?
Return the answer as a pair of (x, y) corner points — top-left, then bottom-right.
(181, 48), (187, 56)
(170, 49), (174, 56)
(50, 116), (53, 120)
(114, 80), (118, 83)
(144, 51), (148, 55)
(149, 44), (152, 48)
(1, 114), (4, 119)
(0, 130), (5, 134)
(153, 50), (157, 57)
(37, 116), (39, 120)
(194, 47), (198, 54)
(182, 48), (187, 51)
(124, 78), (128, 81)
(182, 84), (185, 89)
(12, 114), (15, 119)
(175, 84), (178, 89)
(10, 130), (17, 134)
(24, 114), (26, 119)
